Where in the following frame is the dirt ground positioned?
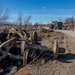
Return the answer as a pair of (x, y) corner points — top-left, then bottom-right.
(17, 31), (75, 75)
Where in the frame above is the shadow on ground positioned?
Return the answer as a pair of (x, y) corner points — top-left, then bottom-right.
(42, 51), (75, 64)
(57, 53), (75, 63)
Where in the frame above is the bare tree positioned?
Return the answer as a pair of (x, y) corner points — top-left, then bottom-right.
(65, 17), (74, 23)
(24, 15), (31, 29)
(0, 7), (9, 25)
(17, 12), (22, 26)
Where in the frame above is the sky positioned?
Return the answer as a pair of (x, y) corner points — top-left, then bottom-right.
(0, 0), (75, 24)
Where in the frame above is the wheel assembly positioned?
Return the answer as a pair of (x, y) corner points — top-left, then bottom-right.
(23, 49), (38, 67)
(0, 27), (66, 75)
(31, 31), (38, 44)
(21, 41), (26, 55)
(23, 49), (29, 67)
(0, 38), (16, 62)
(53, 39), (59, 59)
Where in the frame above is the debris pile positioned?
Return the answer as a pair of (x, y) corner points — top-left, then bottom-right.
(0, 27), (65, 75)
(40, 28), (53, 33)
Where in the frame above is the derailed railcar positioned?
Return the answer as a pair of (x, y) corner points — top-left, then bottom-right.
(0, 27), (65, 75)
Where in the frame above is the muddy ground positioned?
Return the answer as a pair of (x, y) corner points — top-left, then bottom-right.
(17, 31), (75, 75)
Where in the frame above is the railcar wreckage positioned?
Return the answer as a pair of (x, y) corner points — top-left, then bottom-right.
(0, 27), (65, 74)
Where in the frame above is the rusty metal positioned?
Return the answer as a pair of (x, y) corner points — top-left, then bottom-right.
(31, 31), (38, 44)
(27, 44), (50, 51)
(59, 48), (65, 53)
(0, 37), (16, 61)
(9, 28), (40, 55)
(0, 27), (66, 75)
(23, 49), (38, 67)
(53, 39), (59, 59)
(8, 55), (23, 60)
(23, 49), (29, 67)
(21, 41), (26, 55)
(0, 27), (65, 62)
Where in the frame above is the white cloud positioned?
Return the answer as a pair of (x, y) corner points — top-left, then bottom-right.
(42, 6), (46, 9)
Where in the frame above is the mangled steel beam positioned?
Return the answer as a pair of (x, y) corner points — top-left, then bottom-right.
(9, 27), (41, 55)
(8, 55), (23, 60)
(0, 38), (16, 61)
(27, 43), (65, 53)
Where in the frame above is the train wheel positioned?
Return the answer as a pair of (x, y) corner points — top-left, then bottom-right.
(23, 49), (38, 67)
(31, 32), (37, 44)
(53, 39), (59, 59)
(23, 49), (29, 67)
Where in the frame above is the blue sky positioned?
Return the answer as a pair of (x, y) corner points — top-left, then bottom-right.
(0, 0), (75, 24)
